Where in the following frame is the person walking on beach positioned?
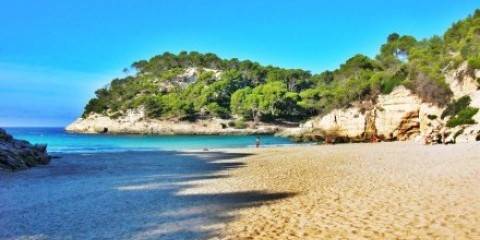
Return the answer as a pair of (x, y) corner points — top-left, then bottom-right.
(255, 136), (261, 148)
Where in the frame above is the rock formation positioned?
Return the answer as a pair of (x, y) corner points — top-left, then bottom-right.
(294, 86), (427, 142)
(66, 108), (287, 135)
(0, 128), (51, 170)
(291, 79), (480, 143)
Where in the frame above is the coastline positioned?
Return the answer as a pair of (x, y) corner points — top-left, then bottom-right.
(1, 142), (479, 239)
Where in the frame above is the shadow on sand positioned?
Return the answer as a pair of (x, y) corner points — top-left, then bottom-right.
(0, 150), (296, 240)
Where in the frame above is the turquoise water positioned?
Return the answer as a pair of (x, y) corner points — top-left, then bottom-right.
(5, 128), (294, 153)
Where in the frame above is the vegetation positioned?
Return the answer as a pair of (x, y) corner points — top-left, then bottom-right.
(441, 96), (478, 128)
(82, 9), (480, 123)
(446, 107), (479, 127)
(441, 96), (471, 119)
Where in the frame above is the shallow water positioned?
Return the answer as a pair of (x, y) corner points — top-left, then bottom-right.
(5, 127), (294, 153)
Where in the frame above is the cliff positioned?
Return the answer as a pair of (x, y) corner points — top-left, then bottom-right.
(0, 128), (51, 170)
(289, 63), (480, 143)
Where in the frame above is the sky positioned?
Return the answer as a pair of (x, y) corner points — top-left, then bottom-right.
(1, 1), (479, 127)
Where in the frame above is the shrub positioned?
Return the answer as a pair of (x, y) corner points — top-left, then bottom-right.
(233, 119), (247, 129)
(406, 71), (452, 106)
(446, 107), (479, 127)
(441, 96), (471, 119)
(144, 96), (164, 118)
(468, 56), (480, 69)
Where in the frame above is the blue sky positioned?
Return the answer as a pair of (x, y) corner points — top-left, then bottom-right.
(1, 1), (479, 126)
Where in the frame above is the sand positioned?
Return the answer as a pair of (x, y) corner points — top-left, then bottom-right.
(1, 142), (479, 239)
(212, 142), (480, 239)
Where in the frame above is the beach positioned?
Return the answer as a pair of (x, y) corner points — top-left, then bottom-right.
(1, 142), (479, 239)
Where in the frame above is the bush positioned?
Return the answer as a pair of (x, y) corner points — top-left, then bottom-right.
(441, 96), (471, 119)
(233, 119), (247, 129)
(468, 56), (480, 69)
(406, 72), (452, 106)
(144, 96), (164, 118)
(446, 107), (479, 127)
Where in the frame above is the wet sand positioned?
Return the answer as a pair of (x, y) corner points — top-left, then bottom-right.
(1, 142), (479, 239)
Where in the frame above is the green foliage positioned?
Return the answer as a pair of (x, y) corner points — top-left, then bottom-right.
(446, 107), (479, 127)
(144, 96), (164, 118)
(441, 96), (471, 119)
(468, 56), (480, 69)
(82, 9), (480, 124)
(233, 118), (247, 129)
(231, 81), (306, 121)
(442, 96), (478, 128)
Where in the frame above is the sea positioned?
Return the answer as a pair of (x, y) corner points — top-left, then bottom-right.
(4, 127), (295, 153)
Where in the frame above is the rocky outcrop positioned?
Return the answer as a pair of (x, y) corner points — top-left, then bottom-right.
(374, 86), (423, 140)
(300, 107), (368, 141)
(291, 87), (480, 143)
(445, 62), (479, 99)
(0, 128), (50, 170)
(66, 108), (289, 135)
(293, 86), (429, 142)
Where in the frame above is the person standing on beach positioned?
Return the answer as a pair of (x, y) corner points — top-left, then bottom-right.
(256, 136), (261, 148)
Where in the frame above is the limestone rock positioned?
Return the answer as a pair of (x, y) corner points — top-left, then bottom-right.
(375, 86), (422, 140)
(296, 86), (427, 142)
(445, 62), (479, 99)
(303, 107), (367, 141)
(455, 125), (480, 143)
(419, 103), (444, 135)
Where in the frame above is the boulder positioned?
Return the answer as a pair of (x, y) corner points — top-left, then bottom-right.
(0, 128), (51, 171)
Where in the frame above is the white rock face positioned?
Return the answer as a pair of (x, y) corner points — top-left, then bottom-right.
(306, 107), (367, 140)
(297, 86), (451, 142)
(418, 103), (444, 137)
(445, 62), (479, 99)
(375, 86), (422, 140)
(293, 76), (480, 143)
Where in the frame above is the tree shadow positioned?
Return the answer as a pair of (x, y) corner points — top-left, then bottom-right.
(0, 150), (296, 240)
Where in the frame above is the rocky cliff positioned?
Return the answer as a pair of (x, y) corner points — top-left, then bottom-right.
(289, 64), (480, 143)
(0, 128), (51, 170)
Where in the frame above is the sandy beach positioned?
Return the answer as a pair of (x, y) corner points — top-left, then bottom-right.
(1, 142), (479, 239)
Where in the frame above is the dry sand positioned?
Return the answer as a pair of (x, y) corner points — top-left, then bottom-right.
(1, 142), (479, 239)
(188, 142), (480, 239)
